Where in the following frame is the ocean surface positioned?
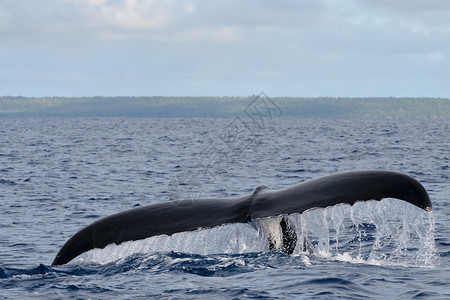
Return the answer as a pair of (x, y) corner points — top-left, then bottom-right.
(0, 117), (449, 299)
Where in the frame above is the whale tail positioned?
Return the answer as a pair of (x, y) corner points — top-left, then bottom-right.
(52, 170), (431, 266)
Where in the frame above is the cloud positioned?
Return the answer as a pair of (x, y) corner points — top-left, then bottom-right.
(73, 0), (188, 31)
(1, 0), (450, 97)
(2, 0), (449, 46)
(359, 0), (450, 12)
(69, 0), (331, 43)
(1, 0), (343, 42)
(0, 0), (189, 40)
(408, 51), (443, 64)
(352, 0), (450, 36)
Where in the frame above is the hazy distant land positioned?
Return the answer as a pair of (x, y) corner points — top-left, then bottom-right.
(1, 96), (449, 118)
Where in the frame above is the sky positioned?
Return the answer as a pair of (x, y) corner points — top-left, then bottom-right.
(1, 0), (450, 97)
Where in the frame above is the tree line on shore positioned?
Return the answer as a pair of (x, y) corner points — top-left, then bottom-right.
(1, 96), (449, 118)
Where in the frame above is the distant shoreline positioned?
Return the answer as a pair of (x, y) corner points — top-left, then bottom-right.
(1, 96), (449, 118)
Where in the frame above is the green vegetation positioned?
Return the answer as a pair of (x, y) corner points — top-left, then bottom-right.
(1, 96), (449, 118)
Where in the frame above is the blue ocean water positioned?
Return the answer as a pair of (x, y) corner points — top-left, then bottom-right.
(0, 118), (449, 299)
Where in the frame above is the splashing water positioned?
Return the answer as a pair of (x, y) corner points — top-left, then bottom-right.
(295, 199), (437, 268)
(78, 199), (436, 268)
(79, 223), (269, 265)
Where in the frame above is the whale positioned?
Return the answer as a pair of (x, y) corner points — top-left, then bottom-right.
(52, 170), (432, 266)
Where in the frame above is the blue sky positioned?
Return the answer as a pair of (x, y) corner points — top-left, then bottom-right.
(1, 0), (449, 97)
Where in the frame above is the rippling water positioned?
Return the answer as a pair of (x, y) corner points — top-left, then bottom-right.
(0, 118), (449, 299)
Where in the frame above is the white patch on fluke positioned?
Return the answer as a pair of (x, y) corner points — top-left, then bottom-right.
(255, 216), (283, 250)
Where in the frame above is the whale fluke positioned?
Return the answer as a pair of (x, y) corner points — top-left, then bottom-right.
(52, 170), (431, 266)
